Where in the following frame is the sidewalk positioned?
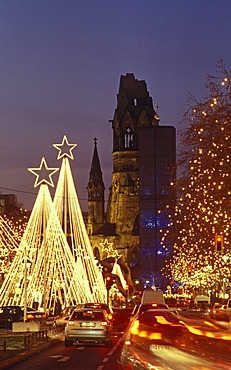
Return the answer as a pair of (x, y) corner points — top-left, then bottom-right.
(0, 330), (63, 370)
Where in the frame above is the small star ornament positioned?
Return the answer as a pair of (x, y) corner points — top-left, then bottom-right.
(100, 238), (121, 260)
(53, 135), (77, 160)
(28, 157), (59, 188)
(100, 239), (114, 256)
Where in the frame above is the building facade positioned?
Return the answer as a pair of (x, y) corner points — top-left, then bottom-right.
(87, 73), (176, 289)
(138, 126), (176, 286)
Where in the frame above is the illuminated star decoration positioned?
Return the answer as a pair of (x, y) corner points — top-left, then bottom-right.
(53, 135), (77, 160)
(100, 238), (122, 260)
(28, 157), (59, 188)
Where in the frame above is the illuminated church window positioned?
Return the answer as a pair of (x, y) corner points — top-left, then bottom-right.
(125, 127), (134, 149)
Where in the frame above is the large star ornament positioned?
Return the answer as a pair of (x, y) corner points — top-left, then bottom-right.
(53, 135), (77, 160)
(28, 157), (59, 188)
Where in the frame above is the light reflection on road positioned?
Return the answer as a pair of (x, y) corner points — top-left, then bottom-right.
(149, 344), (231, 370)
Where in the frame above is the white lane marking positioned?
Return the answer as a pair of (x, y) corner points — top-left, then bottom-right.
(50, 355), (70, 362)
(108, 336), (124, 356)
(58, 356), (70, 362)
(98, 335), (125, 369)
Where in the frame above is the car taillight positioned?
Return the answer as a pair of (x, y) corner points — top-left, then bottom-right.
(68, 320), (75, 326)
(130, 320), (139, 334)
(125, 340), (131, 346)
(101, 321), (108, 326)
(27, 314), (34, 319)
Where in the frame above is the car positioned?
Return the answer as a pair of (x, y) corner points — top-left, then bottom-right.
(209, 303), (230, 322)
(54, 306), (75, 327)
(111, 308), (133, 333)
(141, 289), (165, 304)
(131, 302), (170, 317)
(119, 309), (186, 369)
(65, 308), (112, 347)
(0, 306), (48, 329)
(119, 308), (231, 369)
(0, 306), (24, 329)
(24, 307), (48, 322)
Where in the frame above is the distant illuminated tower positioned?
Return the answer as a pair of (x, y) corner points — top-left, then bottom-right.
(107, 73), (159, 234)
(87, 137), (105, 236)
(88, 73), (176, 289)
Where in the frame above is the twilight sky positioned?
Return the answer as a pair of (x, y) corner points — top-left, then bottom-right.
(0, 0), (231, 211)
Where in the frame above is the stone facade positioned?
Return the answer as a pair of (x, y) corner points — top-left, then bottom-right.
(87, 73), (175, 288)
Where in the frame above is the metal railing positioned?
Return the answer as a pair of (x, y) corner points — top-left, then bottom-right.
(0, 329), (49, 352)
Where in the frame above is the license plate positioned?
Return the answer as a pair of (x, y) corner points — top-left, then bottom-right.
(81, 322), (95, 327)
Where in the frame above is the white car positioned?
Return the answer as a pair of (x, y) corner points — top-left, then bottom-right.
(54, 306), (75, 327)
(65, 308), (112, 347)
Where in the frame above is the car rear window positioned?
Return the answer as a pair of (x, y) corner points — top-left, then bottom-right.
(85, 304), (108, 310)
(139, 304), (168, 313)
(0, 307), (22, 315)
(72, 310), (104, 321)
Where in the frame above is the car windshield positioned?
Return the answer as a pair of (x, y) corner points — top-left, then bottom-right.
(72, 310), (105, 321)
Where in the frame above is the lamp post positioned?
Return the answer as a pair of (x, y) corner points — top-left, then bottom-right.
(222, 255), (229, 298)
(23, 256), (31, 322)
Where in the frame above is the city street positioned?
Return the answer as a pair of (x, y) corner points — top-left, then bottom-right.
(4, 323), (231, 370)
(7, 334), (123, 370)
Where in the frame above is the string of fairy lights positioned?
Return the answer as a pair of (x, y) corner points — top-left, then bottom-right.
(163, 62), (231, 292)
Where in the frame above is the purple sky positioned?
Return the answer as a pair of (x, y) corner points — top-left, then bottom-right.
(0, 0), (231, 211)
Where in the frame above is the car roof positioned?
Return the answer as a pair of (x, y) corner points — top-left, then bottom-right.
(71, 308), (108, 320)
(138, 309), (182, 323)
(73, 307), (108, 313)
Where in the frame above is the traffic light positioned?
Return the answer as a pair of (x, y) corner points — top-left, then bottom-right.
(215, 235), (223, 252)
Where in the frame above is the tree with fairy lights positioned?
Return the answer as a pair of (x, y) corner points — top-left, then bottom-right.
(164, 60), (231, 294)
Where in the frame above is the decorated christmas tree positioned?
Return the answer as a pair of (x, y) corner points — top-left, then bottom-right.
(0, 158), (59, 306)
(53, 135), (106, 303)
(165, 61), (231, 293)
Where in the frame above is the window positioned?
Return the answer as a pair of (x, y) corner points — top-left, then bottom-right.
(72, 311), (104, 320)
(124, 127), (134, 149)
